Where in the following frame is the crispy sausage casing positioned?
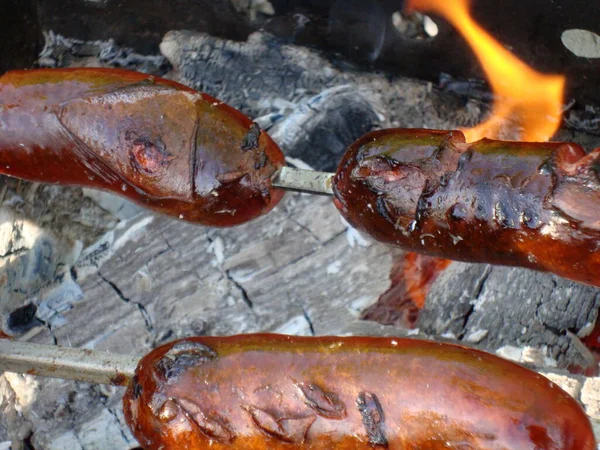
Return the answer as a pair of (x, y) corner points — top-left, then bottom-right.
(0, 68), (285, 226)
(124, 334), (595, 449)
(333, 128), (600, 286)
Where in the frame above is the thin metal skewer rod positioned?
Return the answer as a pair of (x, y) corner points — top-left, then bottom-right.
(272, 167), (334, 196)
(0, 340), (138, 386)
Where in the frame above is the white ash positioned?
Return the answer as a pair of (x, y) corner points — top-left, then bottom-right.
(340, 216), (370, 248)
(273, 314), (313, 336)
(464, 328), (489, 343)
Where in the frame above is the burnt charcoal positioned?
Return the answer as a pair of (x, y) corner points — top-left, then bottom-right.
(418, 262), (600, 369)
(328, 0), (387, 63)
(38, 33), (171, 75)
(565, 106), (600, 136)
(262, 13), (313, 45)
(159, 30), (352, 118)
(438, 73), (493, 102)
(269, 86), (380, 171)
(159, 29), (483, 132)
(268, 0), (600, 107)
(19, 0), (600, 107)
(36, 0), (251, 55)
(269, 0), (335, 14)
(7, 304), (43, 334)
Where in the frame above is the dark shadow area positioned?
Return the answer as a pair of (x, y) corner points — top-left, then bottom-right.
(0, 0), (43, 74)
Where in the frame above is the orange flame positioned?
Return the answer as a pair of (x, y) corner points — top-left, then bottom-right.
(406, 0), (565, 142)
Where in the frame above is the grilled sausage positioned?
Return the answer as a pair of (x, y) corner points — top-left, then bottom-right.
(0, 68), (285, 226)
(333, 128), (600, 286)
(124, 333), (595, 449)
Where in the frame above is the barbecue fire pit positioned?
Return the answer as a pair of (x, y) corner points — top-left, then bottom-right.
(2, 0), (600, 448)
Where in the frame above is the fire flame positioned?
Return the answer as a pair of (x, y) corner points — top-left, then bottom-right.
(406, 0), (565, 142)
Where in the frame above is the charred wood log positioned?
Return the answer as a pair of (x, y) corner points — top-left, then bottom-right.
(419, 262), (600, 370)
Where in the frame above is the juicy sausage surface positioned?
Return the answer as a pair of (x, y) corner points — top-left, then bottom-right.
(124, 334), (595, 449)
(333, 128), (600, 286)
(0, 68), (285, 226)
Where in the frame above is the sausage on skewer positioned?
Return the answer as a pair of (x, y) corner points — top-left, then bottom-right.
(124, 334), (596, 449)
(0, 68), (285, 226)
(333, 128), (600, 287)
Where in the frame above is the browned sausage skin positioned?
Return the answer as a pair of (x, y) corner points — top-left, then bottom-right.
(0, 68), (285, 226)
(333, 128), (600, 286)
(123, 334), (595, 449)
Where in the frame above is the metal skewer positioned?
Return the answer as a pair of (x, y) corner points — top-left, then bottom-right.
(0, 340), (138, 386)
(272, 167), (334, 196)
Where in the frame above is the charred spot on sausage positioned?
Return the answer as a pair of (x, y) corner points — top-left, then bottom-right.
(241, 122), (261, 151)
(131, 375), (143, 399)
(254, 151), (268, 170)
(376, 196), (394, 223)
(175, 398), (235, 443)
(296, 382), (347, 419)
(245, 405), (315, 443)
(154, 341), (217, 380)
(356, 391), (388, 447)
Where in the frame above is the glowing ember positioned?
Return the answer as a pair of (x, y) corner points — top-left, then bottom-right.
(406, 0), (566, 142)
(361, 253), (451, 328)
